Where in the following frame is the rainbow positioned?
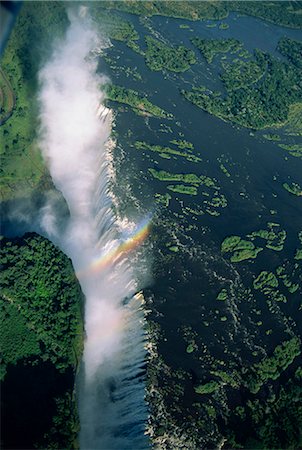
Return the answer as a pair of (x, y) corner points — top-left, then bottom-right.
(77, 215), (152, 278)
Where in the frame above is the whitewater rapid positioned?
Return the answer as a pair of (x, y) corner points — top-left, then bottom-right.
(38, 9), (148, 449)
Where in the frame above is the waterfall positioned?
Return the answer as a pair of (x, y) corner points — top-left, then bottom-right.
(38, 8), (149, 449)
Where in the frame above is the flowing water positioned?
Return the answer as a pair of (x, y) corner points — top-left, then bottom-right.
(38, 9), (148, 449)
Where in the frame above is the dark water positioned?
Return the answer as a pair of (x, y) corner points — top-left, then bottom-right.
(103, 12), (302, 251)
(1, 361), (74, 449)
(101, 10), (302, 445)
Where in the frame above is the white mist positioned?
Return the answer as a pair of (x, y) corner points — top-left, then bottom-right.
(38, 9), (148, 449)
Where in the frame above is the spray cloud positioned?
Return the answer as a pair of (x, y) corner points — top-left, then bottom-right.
(38, 8), (148, 449)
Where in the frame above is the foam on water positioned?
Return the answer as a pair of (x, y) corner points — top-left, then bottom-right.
(38, 8), (149, 449)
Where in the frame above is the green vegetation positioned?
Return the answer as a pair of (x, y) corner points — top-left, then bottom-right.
(0, 68), (15, 125)
(244, 337), (301, 394)
(199, 175), (219, 188)
(204, 193), (227, 209)
(182, 41), (302, 130)
(216, 288), (228, 301)
(295, 249), (302, 260)
(35, 393), (80, 450)
(248, 222), (287, 251)
(135, 141), (201, 162)
(294, 231), (302, 260)
(0, 232), (83, 448)
(167, 184), (197, 195)
(0, 234), (83, 378)
(219, 23), (229, 30)
(170, 139), (194, 150)
(105, 84), (171, 118)
(253, 270), (287, 303)
(220, 59), (265, 91)
(221, 235), (263, 262)
(145, 36), (196, 73)
(263, 133), (281, 141)
(191, 37), (242, 63)
(219, 163), (231, 177)
(211, 370), (240, 388)
(231, 248), (263, 263)
(194, 380), (220, 395)
(91, 7), (142, 52)
(276, 265), (299, 294)
(1, 2), (68, 201)
(0, 301), (41, 372)
(253, 271), (278, 290)
(221, 224), (287, 263)
(186, 342), (196, 353)
(283, 181), (302, 196)
(283, 103), (302, 137)
(100, 1), (302, 28)
(278, 143), (302, 158)
(243, 378), (302, 449)
(149, 169), (200, 184)
(277, 37), (302, 69)
(148, 168), (223, 208)
(168, 246), (179, 253)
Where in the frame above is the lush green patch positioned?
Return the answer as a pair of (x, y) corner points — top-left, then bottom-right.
(170, 139), (194, 150)
(0, 301), (41, 377)
(294, 231), (302, 260)
(191, 37), (242, 63)
(276, 265), (299, 294)
(278, 143), (302, 158)
(283, 103), (302, 137)
(194, 380), (220, 395)
(0, 1), (68, 201)
(145, 36), (196, 73)
(216, 288), (228, 301)
(0, 68), (15, 125)
(253, 271), (278, 290)
(220, 59), (265, 91)
(105, 84), (171, 118)
(253, 270), (287, 303)
(277, 37), (302, 69)
(100, 1), (302, 28)
(248, 222), (287, 251)
(244, 337), (301, 393)
(135, 141), (201, 162)
(0, 234), (83, 375)
(167, 184), (197, 196)
(263, 133), (281, 141)
(221, 235), (263, 262)
(295, 249), (302, 260)
(149, 168), (201, 184)
(182, 43), (302, 130)
(219, 23), (229, 30)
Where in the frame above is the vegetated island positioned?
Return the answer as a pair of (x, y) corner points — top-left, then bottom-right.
(182, 37), (302, 131)
(105, 84), (172, 118)
(145, 35), (196, 73)
(0, 233), (83, 449)
(99, 1), (302, 29)
(221, 235), (263, 262)
(191, 37), (242, 63)
(135, 141), (201, 162)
